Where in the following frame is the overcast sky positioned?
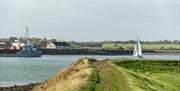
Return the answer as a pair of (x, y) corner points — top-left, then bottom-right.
(0, 0), (179, 41)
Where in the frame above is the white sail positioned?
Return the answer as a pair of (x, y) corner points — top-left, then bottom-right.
(133, 37), (142, 58)
(133, 43), (138, 56)
(137, 39), (142, 56)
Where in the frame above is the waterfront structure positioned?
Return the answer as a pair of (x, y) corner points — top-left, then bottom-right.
(47, 42), (70, 49)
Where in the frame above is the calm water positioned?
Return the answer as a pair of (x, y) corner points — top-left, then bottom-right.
(0, 55), (179, 87)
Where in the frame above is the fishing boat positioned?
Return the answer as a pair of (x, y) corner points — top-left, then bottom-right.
(0, 27), (42, 57)
(0, 48), (42, 57)
(133, 37), (142, 58)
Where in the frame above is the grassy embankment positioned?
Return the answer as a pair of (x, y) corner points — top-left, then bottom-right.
(91, 59), (180, 91)
(31, 58), (180, 91)
(102, 44), (180, 50)
(110, 60), (180, 91)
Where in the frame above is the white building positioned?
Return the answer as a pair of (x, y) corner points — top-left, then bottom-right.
(47, 42), (70, 49)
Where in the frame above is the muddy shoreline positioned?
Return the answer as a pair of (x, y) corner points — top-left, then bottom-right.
(0, 83), (39, 91)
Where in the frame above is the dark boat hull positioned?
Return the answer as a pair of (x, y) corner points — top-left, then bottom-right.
(0, 50), (42, 57)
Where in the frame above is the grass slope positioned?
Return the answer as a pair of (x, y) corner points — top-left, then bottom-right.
(32, 58), (98, 91)
(94, 61), (130, 91)
(111, 59), (180, 91)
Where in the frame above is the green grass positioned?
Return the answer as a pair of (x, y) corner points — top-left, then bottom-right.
(150, 73), (180, 90)
(111, 59), (180, 91)
(83, 60), (180, 91)
(82, 70), (99, 91)
(113, 60), (180, 73)
(94, 61), (131, 91)
(102, 44), (180, 50)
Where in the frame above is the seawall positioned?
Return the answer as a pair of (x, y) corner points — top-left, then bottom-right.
(38, 48), (157, 55)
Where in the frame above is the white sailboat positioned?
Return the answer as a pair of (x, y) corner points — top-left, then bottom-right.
(133, 37), (142, 58)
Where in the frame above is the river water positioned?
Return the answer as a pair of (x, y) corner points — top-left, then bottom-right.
(0, 55), (179, 87)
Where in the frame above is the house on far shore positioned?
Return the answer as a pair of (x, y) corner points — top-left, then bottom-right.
(46, 42), (70, 49)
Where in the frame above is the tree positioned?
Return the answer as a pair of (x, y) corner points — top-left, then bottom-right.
(161, 47), (164, 50)
(118, 46), (124, 50)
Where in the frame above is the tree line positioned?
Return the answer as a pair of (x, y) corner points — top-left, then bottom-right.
(0, 37), (179, 48)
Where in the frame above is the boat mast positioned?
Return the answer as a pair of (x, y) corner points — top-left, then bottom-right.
(25, 26), (29, 40)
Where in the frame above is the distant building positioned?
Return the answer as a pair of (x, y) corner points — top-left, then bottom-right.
(0, 41), (10, 49)
(47, 42), (70, 49)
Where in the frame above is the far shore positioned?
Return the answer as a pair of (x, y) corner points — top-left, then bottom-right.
(38, 48), (180, 55)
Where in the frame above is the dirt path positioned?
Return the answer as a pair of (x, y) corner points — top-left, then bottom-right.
(94, 61), (130, 91)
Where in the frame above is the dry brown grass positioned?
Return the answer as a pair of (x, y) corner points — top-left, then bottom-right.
(31, 57), (97, 91)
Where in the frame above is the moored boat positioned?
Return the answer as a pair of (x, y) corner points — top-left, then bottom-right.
(0, 49), (42, 57)
(0, 27), (42, 57)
